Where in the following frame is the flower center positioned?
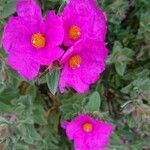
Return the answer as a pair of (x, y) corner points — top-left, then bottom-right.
(69, 25), (81, 40)
(69, 55), (82, 69)
(31, 33), (46, 48)
(83, 123), (93, 132)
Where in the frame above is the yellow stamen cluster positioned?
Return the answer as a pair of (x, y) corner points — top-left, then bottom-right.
(31, 33), (46, 48)
(69, 55), (82, 69)
(69, 25), (81, 40)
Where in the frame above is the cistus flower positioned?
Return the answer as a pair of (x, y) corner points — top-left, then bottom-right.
(2, 0), (64, 80)
(61, 114), (114, 150)
(59, 39), (108, 93)
(61, 0), (107, 47)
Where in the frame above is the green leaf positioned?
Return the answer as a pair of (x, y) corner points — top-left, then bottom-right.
(85, 92), (101, 111)
(16, 123), (41, 145)
(0, 116), (9, 124)
(17, 123), (34, 144)
(26, 85), (37, 100)
(6, 67), (23, 89)
(33, 104), (47, 125)
(0, 0), (16, 19)
(48, 110), (60, 133)
(0, 84), (20, 103)
(0, 101), (13, 112)
(99, 0), (128, 25)
(16, 143), (29, 150)
(115, 62), (126, 76)
(46, 69), (60, 95)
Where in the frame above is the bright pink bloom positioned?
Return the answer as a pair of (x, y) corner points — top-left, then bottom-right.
(61, 0), (107, 46)
(2, 0), (64, 80)
(61, 114), (114, 150)
(59, 39), (108, 93)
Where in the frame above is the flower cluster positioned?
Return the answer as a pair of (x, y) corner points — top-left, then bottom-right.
(61, 114), (114, 150)
(2, 0), (108, 93)
(2, 0), (113, 149)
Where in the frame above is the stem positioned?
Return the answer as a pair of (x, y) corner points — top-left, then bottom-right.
(47, 92), (61, 120)
(47, 92), (61, 107)
(38, 64), (52, 78)
(0, 56), (6, 64)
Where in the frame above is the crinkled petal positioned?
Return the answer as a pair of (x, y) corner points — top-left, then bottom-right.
(77, 0), (107, 40)
(60, 42), (80, 64)
(16, 0), (42, 24)
(2, 17), (32, 53)
(62, 14), (89, 46)
(60, 40), (108, 87)
(77, 40), (108, 84)
(95, 121), (114, 149)
(77, 59), (106, 84)
(79, 40), (108, 60)
(8, 52), (40, 80)
(59, 63), (89, 93)
(60, 39), (108, 64)
(63, 114), (114, 150)
(45, 11), (64, 47)
(62, 0), (107, 46)
(65, 115), (93, 140)
(33, 46), (64, 65)
(82, 121), (114, 150)
(66, 121), (83, 140)
(61, 121), (69, 129)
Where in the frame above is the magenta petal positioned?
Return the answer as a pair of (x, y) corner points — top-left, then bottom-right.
(62, 0), (107, 46)
(62, 114), (114, 150)
(59, 40), (108, 92)
(77, 59), (106, 84)
(61, 121), (69, 129)
(77, 41), (108, 84)
(2, 0), (64, 80)
(66, 115), (96, 141)
(59, 64), (89, 93)
(62, 14), (88, 47)
(8, 52), (40, 80)
(45, 11), (64, 47)
(2, 17), (32, 53)
(33, 46), (64, 66)
(16, 0), (42, 24)
(66, 122), (83, 141)
(94, 121), (114, 149)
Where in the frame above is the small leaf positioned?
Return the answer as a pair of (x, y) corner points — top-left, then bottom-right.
(46, 69), (60, 95)
(48, 109), (60, 133)
(0, 0), (16, 19)
(26, 84), (37, 100)
(0, 84), (20, 102)
(115, 62), (126, 76)
(33, 105), (47, 125)
(0, 101), (13, 112)
(0, 116), (9, 124)
(85, 92), (101, 111)
(16, 143), (29, 150)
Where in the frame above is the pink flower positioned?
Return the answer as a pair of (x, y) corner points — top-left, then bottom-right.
(2, 0), (64, 80)
(61, 114), (114, 150)
(59, 39), (108, 93)
(61, 0), (107, 47)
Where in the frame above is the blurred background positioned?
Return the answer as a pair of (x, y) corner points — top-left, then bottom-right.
(0, 0), (150, 149)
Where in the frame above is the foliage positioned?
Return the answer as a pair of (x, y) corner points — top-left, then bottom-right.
(0, 0), (150, 149)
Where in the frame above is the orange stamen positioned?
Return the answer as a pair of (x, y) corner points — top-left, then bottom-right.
(83, 123), (93, 132)
(31, 33), (46, 48)
(69, 55), (82, 69)
(69, 25), (81, 40)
